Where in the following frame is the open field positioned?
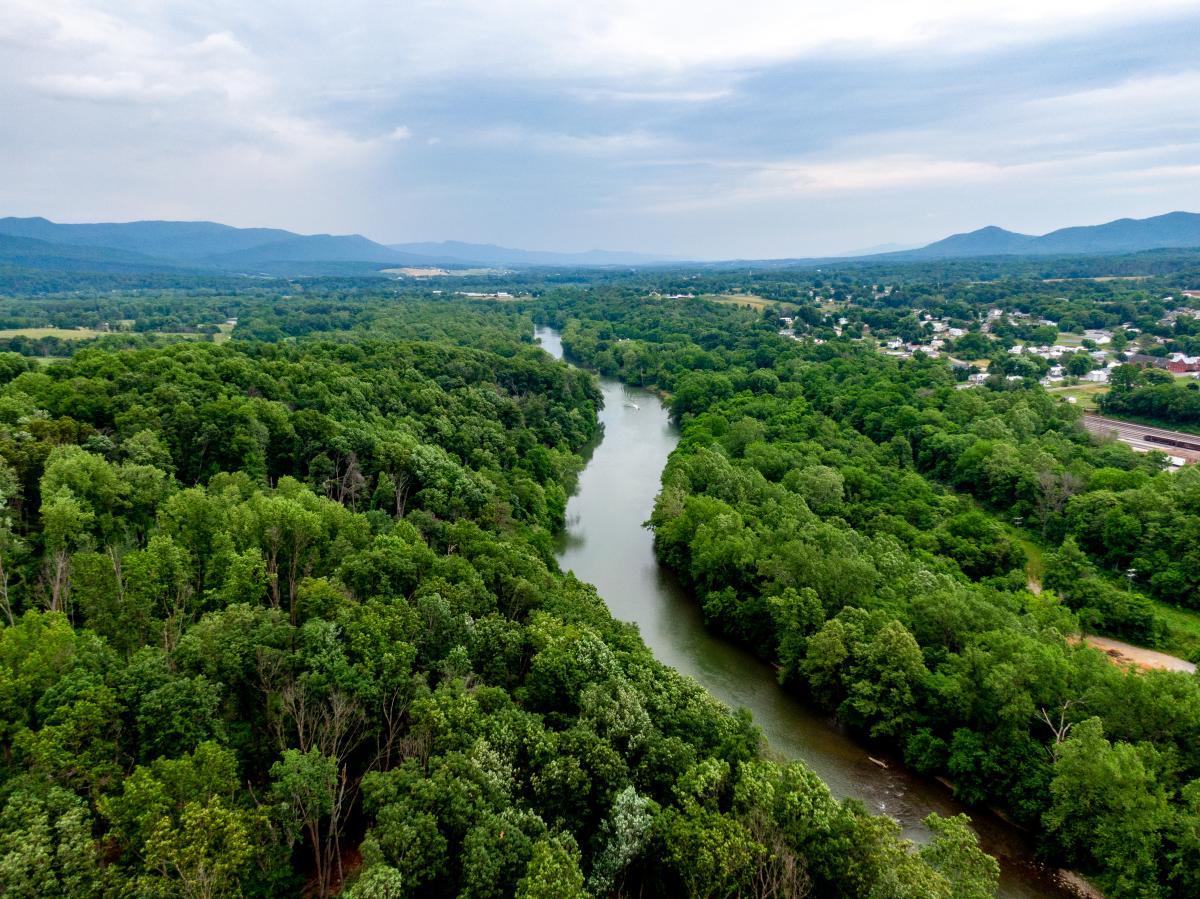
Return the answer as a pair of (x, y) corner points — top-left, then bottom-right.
(383, 267), (501, 278)
(948, 356), (990, 369)
(1053, 333), (1089, 348)
(1043, 276), (1154, 283)
(700, 293), (798, 313)
(0, 325), (228, 344)
(1152, 601), (1200, 662)
(1047, 383), (1108, 410)
(0, 327), (109, 340)
(1017, 536), (1044, 592)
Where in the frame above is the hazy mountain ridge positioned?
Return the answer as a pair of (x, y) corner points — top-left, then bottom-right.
(0, 217), (443, 272)
(893, 211), (1200, 259)
(387, 240), (671, 266)
(0, 217), (673, 272)
(2, 211), (1199, 274)
(0, 233), (190, 273)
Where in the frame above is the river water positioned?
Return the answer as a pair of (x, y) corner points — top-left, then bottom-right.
(537, 327), (1083, 899)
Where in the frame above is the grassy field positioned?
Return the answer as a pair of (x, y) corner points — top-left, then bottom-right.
(1021, 526), (1200, 661)
(1053, 333), (1089, 348)
(0, 327), (109, 340)
(700, 293), (798, 314)
(1046, 383), (1109, 410)
(1017, 536), (1045, 590)
(0, 325), (227, 345)
(1152, 601), (1200, 662)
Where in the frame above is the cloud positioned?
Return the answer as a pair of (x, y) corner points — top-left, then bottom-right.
(459, 125), (670, 156)
(0, 1), (1198, 255)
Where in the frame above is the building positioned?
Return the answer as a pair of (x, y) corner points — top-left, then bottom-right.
(1128, 353), (1200, 373)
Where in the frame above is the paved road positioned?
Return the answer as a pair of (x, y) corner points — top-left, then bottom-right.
(1081, 414), (1200, 461)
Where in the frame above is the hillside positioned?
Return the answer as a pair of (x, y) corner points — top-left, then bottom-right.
(0, 217), (431, 272)
(895, 211), (1200, 259)
(0, 233), (186, 273)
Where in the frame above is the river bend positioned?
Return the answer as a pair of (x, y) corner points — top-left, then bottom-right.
(538, 327), (1081, 899)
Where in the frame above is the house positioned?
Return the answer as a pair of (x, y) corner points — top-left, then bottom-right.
(1083, 368), (1110, 383)
(1128, 353), (1200, 373)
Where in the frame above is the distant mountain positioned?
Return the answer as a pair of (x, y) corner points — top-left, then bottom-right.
(1032, 211), (1200, 254)
(0, 233), (184, 273)
(0, 217), (440, 272)
(830, 241), (921, 257)
(207, 233), (418, 266)
(902, 225), (1036, 259)
(387, 240), (673, 267)
(893, 212), (1200, 260)
(0, 217), (300, 262)
(0, 218), (673, 273)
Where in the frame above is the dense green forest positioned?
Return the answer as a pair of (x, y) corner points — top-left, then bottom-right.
(539, 291), (1200, 898)
(3, 257), (1200, 897)
(0, 297), (1001, 898)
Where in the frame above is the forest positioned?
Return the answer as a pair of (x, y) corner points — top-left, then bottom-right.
(0, 261), (1198, 897)
(0, 295), (999, 898)
(540, 289), (1200, 898)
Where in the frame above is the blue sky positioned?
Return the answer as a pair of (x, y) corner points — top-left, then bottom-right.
(1, 1), (1198, 258)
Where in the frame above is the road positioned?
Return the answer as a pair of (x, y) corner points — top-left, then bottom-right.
(1078, 635), (1197, 674)
(1081, 414), (1200, 462)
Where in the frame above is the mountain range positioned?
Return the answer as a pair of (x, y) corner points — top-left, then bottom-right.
(892, 211), (1200, 260)
(1, 211), (1200, 275)
(0, 217), (666, 273)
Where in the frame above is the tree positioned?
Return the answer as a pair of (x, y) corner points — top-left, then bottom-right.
(0, 459), (21, 625)
(1043, 718), (1170, 894)
(515, 834), (587, 899)
(661, 806), (764, 899)
(843, 620), (928, 739)
(143, 799), (265, 899)
(0, 784), (98, 898)
(917, 814), (999, 899)
(270, 748), (342, 898)
(587, 786), (656, 897)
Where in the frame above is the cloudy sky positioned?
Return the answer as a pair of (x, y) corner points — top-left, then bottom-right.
(2, 1), (1198, 258)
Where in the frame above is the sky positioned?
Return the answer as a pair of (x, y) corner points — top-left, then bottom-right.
(1, 1), (1198, 259)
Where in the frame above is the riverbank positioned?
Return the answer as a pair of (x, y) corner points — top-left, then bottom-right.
(536, 326), (1090, 899)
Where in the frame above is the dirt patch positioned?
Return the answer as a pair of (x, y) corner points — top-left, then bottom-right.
(1071, 635), (1196, 674)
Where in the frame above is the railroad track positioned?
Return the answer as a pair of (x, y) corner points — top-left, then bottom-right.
(1082, 414), (1200, 460)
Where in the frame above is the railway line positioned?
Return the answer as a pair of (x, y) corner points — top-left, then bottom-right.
(1082, 414), (1200, 462)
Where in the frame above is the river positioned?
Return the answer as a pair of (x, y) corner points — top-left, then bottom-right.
(537, 326), (1086, 899)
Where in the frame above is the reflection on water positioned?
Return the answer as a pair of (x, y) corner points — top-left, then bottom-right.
(537, 327), (1078, 899)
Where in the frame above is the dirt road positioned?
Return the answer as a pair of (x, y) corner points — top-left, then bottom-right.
(1078, 635), (1197, 674)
